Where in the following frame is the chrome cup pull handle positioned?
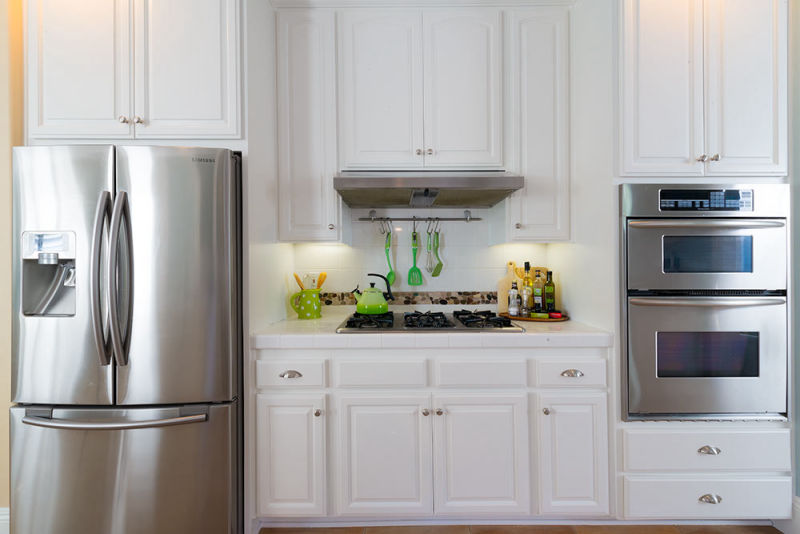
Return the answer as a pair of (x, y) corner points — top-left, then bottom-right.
(699, 494), (722, 504)
(560, 369), (584, 378)
(279, 370), (303, 379)
(698, 445), (721, 455)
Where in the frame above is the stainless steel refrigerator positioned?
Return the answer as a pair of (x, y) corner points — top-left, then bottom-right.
(10, 145), (242, 534)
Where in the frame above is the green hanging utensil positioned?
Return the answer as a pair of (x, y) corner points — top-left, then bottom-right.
(432, 230), (443, 277)
(408, 231), (424, 286)
(385, 229), (395, 285)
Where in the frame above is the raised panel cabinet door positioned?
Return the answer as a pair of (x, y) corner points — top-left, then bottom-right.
(620, 0), (705, 175)
(505, 7), (570, 241)
(338, 10), (424, 169)
(538, 391), (609, 516)
(336, 395), (433, 516)
(257, 394), (326, 516)
(422, 9), (503, 168)
(704, 0), (788, 176)
(432, 394), (530, 516)
(277, 9), (341, 242)
(133, 0), (240, 138)
(27, 0), (133, 138)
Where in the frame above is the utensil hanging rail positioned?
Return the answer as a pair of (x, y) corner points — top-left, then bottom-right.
(360, 210), (481, 223)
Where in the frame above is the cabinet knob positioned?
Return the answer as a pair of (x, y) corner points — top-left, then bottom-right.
(426, 148), (434, 156)
(697, 445), (721, 455)
(421, 409), (430, 416)
(278, 370), (303, 379)
(515, 223), (522, 229)
(133, 116), (144, 124)
(709, 154), (720, 161)
(328, 224), (335, 230)
(435, 409), (444, 416)
(314, 409), (322, 417)
(542, 408), (550, 415)
(696, 154), (708, 162)
(118, 115), (130, 124)
(698, 494), (722, 504)
(560, 369), (584, 378)
(416, 149), (423, 156)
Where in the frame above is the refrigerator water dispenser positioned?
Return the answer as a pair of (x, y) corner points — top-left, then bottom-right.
(21, 231), (76, 316)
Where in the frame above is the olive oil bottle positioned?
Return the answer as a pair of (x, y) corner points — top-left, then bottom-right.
(521, 262), (534, 315)
(545, 271), (556, 312)
(532, 269), (545, 312)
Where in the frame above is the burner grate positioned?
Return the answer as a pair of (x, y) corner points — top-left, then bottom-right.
(345, 312), (394, 329)
(453, 309), (513, 328)
(403, 311), (455, 329)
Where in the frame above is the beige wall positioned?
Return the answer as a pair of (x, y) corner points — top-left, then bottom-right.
(1, 0), (22, 509)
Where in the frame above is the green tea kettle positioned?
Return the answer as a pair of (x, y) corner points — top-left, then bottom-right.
(352, 273), (395, 314)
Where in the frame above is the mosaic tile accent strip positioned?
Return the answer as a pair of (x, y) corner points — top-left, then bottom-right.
(321, 291), (498, 306)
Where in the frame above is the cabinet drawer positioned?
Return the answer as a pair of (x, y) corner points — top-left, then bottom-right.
(624, 429), (790, 472)
(624, 476), (792, 519)
(334, 360), (427, 387)
(435, 360), (527, 387)
(256, 360), (327, 388)
(535, 360), (606, 387)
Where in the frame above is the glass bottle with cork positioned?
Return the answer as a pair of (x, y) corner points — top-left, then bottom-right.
(520, 262), (533, 317)
(545, 271), (556, 312)
(532, 269), (545, 312)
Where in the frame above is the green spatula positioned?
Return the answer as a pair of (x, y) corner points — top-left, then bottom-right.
(408, 232), (423, 286)
(432, 231), (443, 277)
(385, 230), (395, 285)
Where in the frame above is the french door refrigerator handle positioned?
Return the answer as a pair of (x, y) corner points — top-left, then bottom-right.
(629, 297), (787, 307)
(90, 191), (113, 366)
(628, 220), (785, 229)
(21, 413), (207, 431)
(108, 191), (133, 366)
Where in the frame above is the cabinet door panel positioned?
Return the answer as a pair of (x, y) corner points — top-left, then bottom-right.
(257, 394), (326, 516)
(621, 0), (705, 175)
(423, 9), (503, 168)
(433, 394), (530, 515)
(27, 0), (133, 138)
(338, 10), (424, 169)
(277, 9), (340, 242)
(704, 0), (787, 176)
(133, 0), (240, 138)
(505, 7), (570, 241)
(538, 391), (609, 515)
(336, 395), (433, 516)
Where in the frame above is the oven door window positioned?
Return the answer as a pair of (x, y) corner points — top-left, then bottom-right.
(662, 236), (753, 273)
(656, 331), (759, 377)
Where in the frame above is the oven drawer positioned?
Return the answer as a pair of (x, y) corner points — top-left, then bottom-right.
(626, 218), (786, 291)
(624, 476), (792, 519)
(623, 429), (790, 471)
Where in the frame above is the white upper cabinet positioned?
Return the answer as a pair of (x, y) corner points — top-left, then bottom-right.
(621, 0), (787, 176)
(338, 10), (424, 169)
(277, 9), (341, 242)
(423, 9), (503, 167)
(27, 0), (241, 140)
(704, 0), (787, 176)
(27, 0), (133, 138)
(133, 0), (241, 138)
(502, 7), (570, 242)
(337, 8), (503, 169)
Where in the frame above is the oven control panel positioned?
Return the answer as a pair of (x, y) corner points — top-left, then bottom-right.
(659, 189), (753, 211)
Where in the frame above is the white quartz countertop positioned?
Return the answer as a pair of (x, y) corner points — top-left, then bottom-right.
(251, 307), (613, 349)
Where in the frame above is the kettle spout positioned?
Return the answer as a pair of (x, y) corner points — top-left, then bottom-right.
(351, 286), (362, 303)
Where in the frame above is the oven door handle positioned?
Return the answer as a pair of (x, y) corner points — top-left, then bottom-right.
(629, 297), (786, 307)
(628, 220), (785, 229)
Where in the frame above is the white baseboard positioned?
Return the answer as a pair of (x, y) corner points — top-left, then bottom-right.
(774, 496), (800, 534)
(0, 507), (9, 534)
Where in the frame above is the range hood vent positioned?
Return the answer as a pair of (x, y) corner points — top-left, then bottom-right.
(333, 171), (524, 209)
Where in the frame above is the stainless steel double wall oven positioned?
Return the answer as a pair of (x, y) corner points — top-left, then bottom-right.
(621, 184), (789, 420)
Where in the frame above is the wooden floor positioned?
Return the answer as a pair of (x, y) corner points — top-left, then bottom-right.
(261, 526), (780, 534)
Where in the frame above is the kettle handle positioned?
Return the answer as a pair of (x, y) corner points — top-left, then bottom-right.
(368, 273), (394, 301)
(290, 292), (303, 314)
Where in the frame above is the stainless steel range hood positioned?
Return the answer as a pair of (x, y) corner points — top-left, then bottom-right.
(333, 171), (524, 208)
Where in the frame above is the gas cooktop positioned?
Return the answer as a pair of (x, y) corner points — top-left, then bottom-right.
(336, 310), (524, 333)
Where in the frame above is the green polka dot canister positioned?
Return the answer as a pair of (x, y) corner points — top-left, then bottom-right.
(290, 288), (322, 320)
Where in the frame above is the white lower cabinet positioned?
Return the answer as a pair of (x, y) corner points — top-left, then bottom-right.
(433, 394), (530, 515)
(256, 394), (326, 516)
(537, 391), (609, 515)
(336, 395), (434, 516)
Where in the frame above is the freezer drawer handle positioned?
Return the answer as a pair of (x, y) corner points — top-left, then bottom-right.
(628, 220), (785, 229)
(279, 370), (303, 379)
(629, 297), (786, 308)
(21, 413), (207, 431)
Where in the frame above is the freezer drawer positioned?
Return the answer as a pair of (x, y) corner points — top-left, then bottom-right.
(11, 403), (238, 534)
